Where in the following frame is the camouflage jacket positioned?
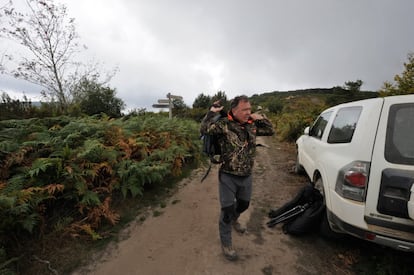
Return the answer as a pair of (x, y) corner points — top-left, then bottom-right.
(200, 111), (274, 176)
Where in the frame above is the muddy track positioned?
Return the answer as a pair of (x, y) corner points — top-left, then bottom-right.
(73, 136), (359, 275)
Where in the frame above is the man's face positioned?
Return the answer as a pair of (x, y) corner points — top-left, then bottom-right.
(232, 100), (252, 123)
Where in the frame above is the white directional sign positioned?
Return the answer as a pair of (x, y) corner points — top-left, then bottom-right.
(152, 104), (169, 108)
(167, 93), (183, 100)
(153, 92), (182, 119)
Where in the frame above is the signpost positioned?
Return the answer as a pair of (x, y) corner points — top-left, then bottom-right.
(158, 99), (170, 104)
(167, 93), (183, 100)
(152, 104), (170, 108)
(152, 93), (182, 119)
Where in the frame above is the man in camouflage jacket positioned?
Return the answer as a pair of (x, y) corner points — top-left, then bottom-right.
(200, 95), (274, 261)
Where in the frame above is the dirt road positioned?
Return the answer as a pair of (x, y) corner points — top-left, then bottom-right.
(73, 136), (355, 275)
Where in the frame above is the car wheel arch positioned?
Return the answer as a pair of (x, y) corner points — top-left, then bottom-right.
(312, 171), (322, 186)
(313, 173), (344, 238)
(313, 172), (328, 206)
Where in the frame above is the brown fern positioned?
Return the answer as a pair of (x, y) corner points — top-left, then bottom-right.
(43, 183), (65, 195)
(117, 138), (132, 159)
(103, 125), (123, 146)
(86, 197), (120, 228)
(0, 146), (34, 179)
(172, 157), (184, 177)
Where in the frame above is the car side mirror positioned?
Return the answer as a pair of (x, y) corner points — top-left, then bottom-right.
(304, 126), (310, 135)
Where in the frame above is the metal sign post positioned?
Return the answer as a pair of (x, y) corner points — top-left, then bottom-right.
(152, 93), (182, 119)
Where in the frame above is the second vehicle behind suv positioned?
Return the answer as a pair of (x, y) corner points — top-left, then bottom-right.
(296, 94), (414, 251)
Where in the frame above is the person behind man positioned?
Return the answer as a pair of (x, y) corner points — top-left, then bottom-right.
(200, 95), (274, 261)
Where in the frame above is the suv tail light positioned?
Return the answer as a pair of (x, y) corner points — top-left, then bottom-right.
(336, 161), (370, 202)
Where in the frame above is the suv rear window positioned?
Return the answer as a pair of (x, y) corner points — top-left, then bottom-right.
(385, 103), (414, 165)
(328, 106), (362, 144)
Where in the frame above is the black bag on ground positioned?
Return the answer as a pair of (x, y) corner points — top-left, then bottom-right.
(267, 183), (325, 235)
(281, 199), (325, 235)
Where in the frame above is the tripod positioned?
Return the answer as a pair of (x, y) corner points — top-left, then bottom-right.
(266, 203), (310, 228)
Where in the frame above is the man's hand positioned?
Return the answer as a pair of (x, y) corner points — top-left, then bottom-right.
(210, 100), (224, 113)
(210, 105), (224, 112)
(250, 113), (264, 121)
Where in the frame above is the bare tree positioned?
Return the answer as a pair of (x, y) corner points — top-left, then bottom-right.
(1, 0), (84, 110)
(0, 0), (12, 72)
(0, 1), (12, 26)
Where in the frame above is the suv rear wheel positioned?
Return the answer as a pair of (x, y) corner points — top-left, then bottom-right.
(315, 177), (344, 239)
(294, 151), (306, 175)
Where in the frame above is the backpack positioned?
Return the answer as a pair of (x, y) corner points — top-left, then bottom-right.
(201, 110), (226, 162)
(200, 111), (226, 182)
(281, 199), (325, 235)
(201, 133), (222, 164)
(267, 183), (325, 235)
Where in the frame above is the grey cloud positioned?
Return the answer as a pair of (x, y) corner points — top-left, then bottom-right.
(1, 0), (414, 109)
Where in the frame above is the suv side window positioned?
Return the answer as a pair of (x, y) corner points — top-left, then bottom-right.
(310, 111), (332, 139)
(385, 103), (414, 165)
(328, 106), (362, 144)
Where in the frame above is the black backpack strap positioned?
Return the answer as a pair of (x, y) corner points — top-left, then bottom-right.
(200, 160), (212, 183)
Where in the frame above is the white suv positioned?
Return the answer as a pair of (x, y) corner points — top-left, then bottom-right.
(296, 94), (414, 251)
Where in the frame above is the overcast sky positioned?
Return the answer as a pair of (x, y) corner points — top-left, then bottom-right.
(1, 0), (414, 111)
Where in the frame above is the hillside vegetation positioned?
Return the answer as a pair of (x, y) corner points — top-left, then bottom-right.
(0, 114), (201, 273)
(250, 87), (378, 141)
